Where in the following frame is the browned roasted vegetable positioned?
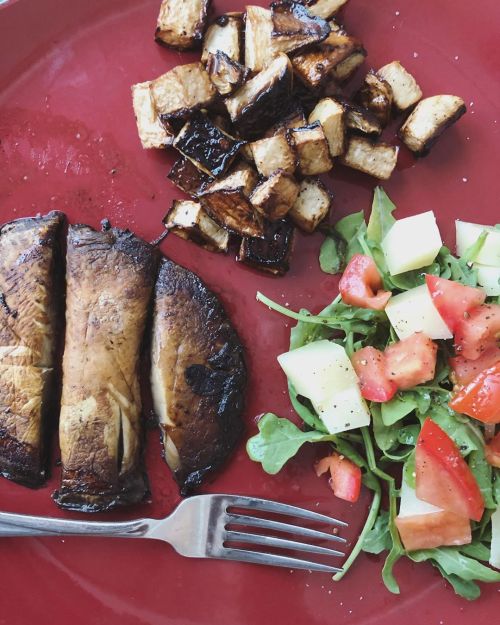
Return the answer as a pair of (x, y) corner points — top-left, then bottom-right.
(131, 81), (174, 148)
(300, 0), (349, 19)
(290, 123), (333, 175)
(264, 103), (308, 137)
(173, 113), (244, 177)
(202, 13), (243, 62)
(54, 225), (159, 512)
(199, 166), (264, 238)
(377, 61), (422, 112)
(308, 97), (345, 156)
(155, 0), (211, 50)
(251, 133), (297, 177)
(355, 71), (393, 126)
(238, 219), (296, 275)
(164, 200), (229, 252)
(330, 48), (366, 82)
(289, 178), (332, 232)
(244, 6), (275, 72)
(150, 63), (217, 120)
(0, 212), (64, 487)
(151, 258), (245, 494)
(225, 54), (294, 139)
(340, 98), (382, 137)
(207, 51), (249, 96)
(167, 156), (212, 197)
(399, 95), (466, 156)
(291, 23), (365, 89)
(340, 136), (399, 180)
(271, 0), (330, 55)
(250, 170), (300, 221)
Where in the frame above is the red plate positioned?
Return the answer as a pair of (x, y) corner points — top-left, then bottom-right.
(1, 0), (499, 622)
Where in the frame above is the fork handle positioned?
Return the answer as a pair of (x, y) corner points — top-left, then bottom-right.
(0, 511), (152, 538)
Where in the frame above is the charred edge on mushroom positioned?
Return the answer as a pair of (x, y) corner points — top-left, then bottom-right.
(207, 51), (250, 96)
(167, 156), (212, 197)
(271, 0), (331, 55)
(238, 219), (296, 275)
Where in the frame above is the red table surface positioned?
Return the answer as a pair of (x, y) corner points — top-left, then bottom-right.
(0, 0), (499, 623)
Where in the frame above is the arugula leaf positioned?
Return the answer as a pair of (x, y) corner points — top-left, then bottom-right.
(334, 211), (367, 262)
(460, 541), (491, 561)
(246, 413), (334, 474)
(371, 404), (398, 453)
(319, 233), (345, 274)
(468, 450), (496, 509)
(381, 394), (418, 426)
(367, 187), (396, 243)
(409, 547), (500, 583)
(362, 510), (392, 554)
(397, 424), (420, 446)
(433, 564), (481, 601)
(288, 383), (327, 432)
(426, 402), (481, 456)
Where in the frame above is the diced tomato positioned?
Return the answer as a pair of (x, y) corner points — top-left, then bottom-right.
(449, 362), (500, 424)
(425, 274), (486, 332)
(384, 333), (437, 390)
(314, 453), (361, 503)
(351, 346), (397, 402)
(339, 254), (392, 311)
(396, 510), (471, 551)
(454, 304), (500, 361)
(450, 346), (500, 386)
(485, 431), (500, 468)
(416, 418), (484, 521)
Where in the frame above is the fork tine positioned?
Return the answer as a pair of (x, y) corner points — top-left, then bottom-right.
(223, 495), (348, 527)
(221, 548), (343, 573)
(226, 513), (346, 544)
(225, 530), (345, 557)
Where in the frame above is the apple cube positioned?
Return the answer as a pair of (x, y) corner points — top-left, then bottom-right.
(456, 220), (500, 267)
(382, 211), (442, 276)
(277, 340), (370, 435)
(474, 264), (500, 296)
(385, 284), (453, 340)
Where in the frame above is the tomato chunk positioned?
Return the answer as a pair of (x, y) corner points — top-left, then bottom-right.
(339, 254), (392, 310)
(425, 274), (485, 332)
(416, 418), (484, 521)
(454, 304), (500, 361)
(485, 431), (500, 468)
(396, 511), (472, 551)
(314, 453), (361, 503)
(351, 346), (397, 402)
(449, 362), (500, 424)
(384, 333), (437, 390)
(450, 346), (500, 386)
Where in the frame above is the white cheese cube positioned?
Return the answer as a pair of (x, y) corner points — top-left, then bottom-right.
(474, 264), (500, 296)
(490, 506), (500, 569)
(385, 284), (453, 340)
(456, 220), (500, 267)
(382, 211), (442, 276)
(277, 340), (370, 435)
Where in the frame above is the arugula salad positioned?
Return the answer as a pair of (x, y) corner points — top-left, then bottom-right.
(247, 188), (500, 600)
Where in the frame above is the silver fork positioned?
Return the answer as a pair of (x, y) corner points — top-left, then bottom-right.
(0, 494), (347, 573)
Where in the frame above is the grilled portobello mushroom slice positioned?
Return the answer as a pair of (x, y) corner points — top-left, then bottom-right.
(164, 200), (229, 253)
(199, 166), (264, 238)
(202, 13), (244, 63)
(173, 113), (245, 178)
(377, 61), (422, 112)
(150, 63), (217, 120)
(206, 51), (249, 97)
(289, 177), (332, 233)
(151, 258), (246, 494)
(399, 95), (466, 156)
(271, 0), (331, 56)
(356, 71), (393, 126)
(0, 211), (64, 487)
(168, 156), (212, 198)
(155, 0), (211, 50)
(131, 81), (174, 149)
(54, 225), (159, 512)
(238, 219), (296, 275)
(225, 54), (294, 139)
(340, 136), (399, 180)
